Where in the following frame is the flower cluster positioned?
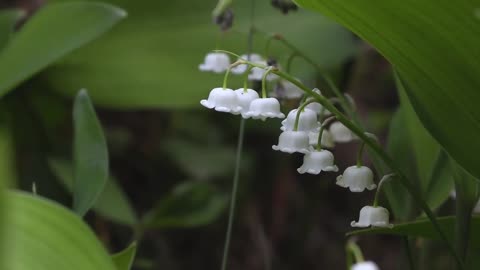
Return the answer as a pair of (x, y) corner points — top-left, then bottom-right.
(199, 51), (393, 230)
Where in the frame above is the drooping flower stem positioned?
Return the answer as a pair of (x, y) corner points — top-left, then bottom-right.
(261, 67), (274, 98)
(346, 241), (365, 264)
(293, 99), (316, 131)
(316, 116), (336, 150)
(243, 66), (255, 92)
(356, 141), (366, 167)
(286, 52), (298, 73)
(372, 173), (395, 207)
(268, 34), (355, 118)
(222, 67), (232, 90)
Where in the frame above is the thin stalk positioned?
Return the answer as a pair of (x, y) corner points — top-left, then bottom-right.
(403, 236), (416, 270)
(347, 241), (365, 263)
(273, 35), (354, 117)
(373, 173), (395, 207)
(293, 99), (315, 131)
(316, 116), (336, 150)
(261, 67), (274, 98)
(220, 118), (246, 270)
(356, 142), (366, 167)
(222, 67), (231, 89)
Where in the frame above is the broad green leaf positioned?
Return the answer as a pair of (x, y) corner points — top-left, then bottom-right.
(112, 242), (137, 270)
(42, 0), (357, 108)
(3, 191), (116, 270)
(0, 2), (126, 98)
(347, 215), (480, 249)
(424, 151), (454, 212)
(143, 181), (228, 229)
(48, 158), (137, 226)
(383, 107), (413, 220)
(73, 89), (109, 216)
(294, 0), (480, 183)
(0, 9), (23, 50)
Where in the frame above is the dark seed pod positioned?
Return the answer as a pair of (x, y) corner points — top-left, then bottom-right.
(271, 0), (298, 15)
(267, 58), (278, 67)
(214, 8), (234, 31)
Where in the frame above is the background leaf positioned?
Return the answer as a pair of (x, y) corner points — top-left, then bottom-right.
(142, 181), (228, 229)
(112, 242), (137, 270)
(0, 2), (126, 98)
(294, 0), (480, 183)
(73, 89), (109, 216)
(348, 216), (480, 248)
(2, 191), (117, 270)
(0, 9), (23, 50)
(49, 158), (137, 226)
(41, 0), (357, 108)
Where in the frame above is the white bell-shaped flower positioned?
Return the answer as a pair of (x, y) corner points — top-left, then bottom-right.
(200, 88), (242, 115)
(330, 121), (356, 143)
(351, 206), (392, 228)
(308, 130), (335, 148)
(281, 108), (318, 132)
(242, 98), (285, 120)
(305, 102), (331, 116)
(248, 61), (279, 81)
(352, 261), (380, 270)
(235, 88), (259, 114)
(336, 165), (376, 192)
(231, 54), (264, 74)
(297, 149), (338, 174)
(198, 52), (230, 73)
(272, 130), (310, 154)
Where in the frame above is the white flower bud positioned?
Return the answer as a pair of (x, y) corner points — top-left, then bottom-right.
(351, 206), (392, 228)
(242, 98), (285, 120)
(234, 88), (259, 114)
(297, 150), (338, 174)
(330, 121), (356, 143)
(281, 108), (319, 132)
(272, 131), (310, 154)
(336, 165), (376, 192)
(199, 52), (230, 73)
(352, 261), (380, 270)
(231, 54), (263, 74)
(308, 130), (335, 148)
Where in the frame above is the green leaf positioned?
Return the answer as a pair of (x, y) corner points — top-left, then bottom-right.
(423, 150), (454, 212)
(42, 0), (357, 108)
(383, 107), (413, 220)
(294, 0), (480, 183)
(0, 9), (23, 50)
(112, 242), (137, 270)
(73, 89), (109, 216)
(2, 191), (117, 270)
(0, 2), (126, 98)
(143, 181), (228, 229)
(347, 215), (480, 249)
(48, 158), (137, 226)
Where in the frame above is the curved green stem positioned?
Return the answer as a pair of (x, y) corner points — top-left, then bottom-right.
(286, 52), (299, 74)
(317, 116), (336, 150)
(373, 173), (395, 207)
(261, 67), (274, 98)
(243, 66), (254, 91)
(346, 241), (365, 263)
(356, 141), (366, 167)
(293, 99), (316, 131)
(222, 67), (231, 89)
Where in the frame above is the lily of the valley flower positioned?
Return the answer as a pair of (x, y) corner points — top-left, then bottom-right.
(330, 121), (356, 143)
(248, 61), (279, 81)
(272, 130), (310, 154)
(199, 52), (231, 73)
(200, 88), (242, 114)
(308, 130), (335, 148)
(281, 108), (318, 132)
(297, 149), (338, 174)
(352, 261), (380, 270)
(235, 88), (259, 114)
(351, 205), (392, 228)
(242, 97), (285, 120)
(336, 165), (377, 192)
(231, 54), (264, 74)
(272, 79), (304, 99)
